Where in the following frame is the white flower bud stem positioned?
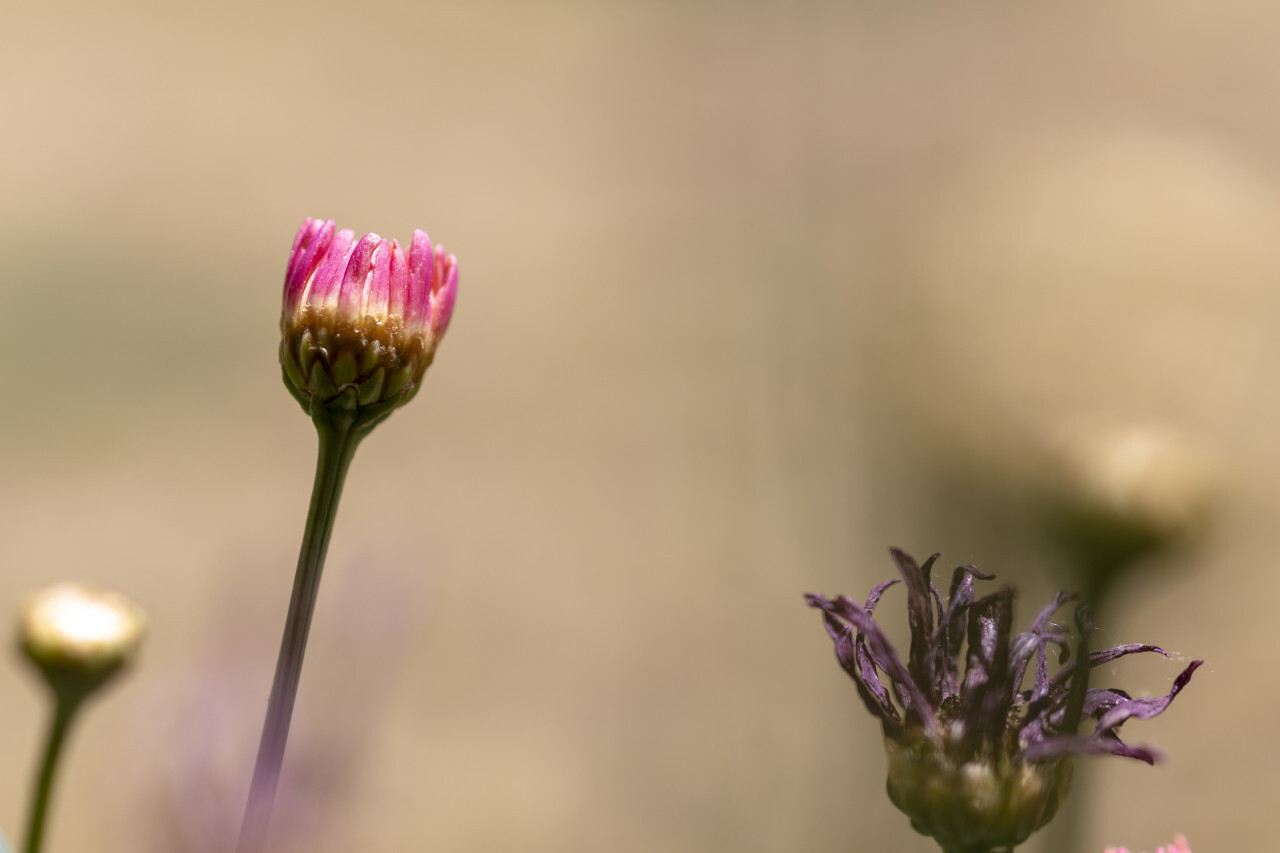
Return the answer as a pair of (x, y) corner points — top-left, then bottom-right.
(22, 695), (82, 853)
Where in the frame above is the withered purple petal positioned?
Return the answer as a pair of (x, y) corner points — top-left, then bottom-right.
(828, 616), (903, 734)
(1090, 644), (1170, 665)
(864, 579), (899, 612)
(808, 596), (902, 731)
(1048, 643), (1171, 695)
(1010, 590), (1076, 693)
(1031, 643), (1050, 700)
(856, 580), (903, 718)
(1037, 687), (1135, 736)
(1083, 687), (1132, 717)
(959, 585), (1015, 756)
(891, 548), (939, 701)
(1093, 661), (1201, 732)
(805, 590), (933, 729)
(934, 564), (991, 699)
(814, 595), (896, 671)
(1020, 732), (1161, 765)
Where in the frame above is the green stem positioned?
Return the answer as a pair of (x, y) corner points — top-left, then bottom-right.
(23, 697), (80, 853)
(237, 421), (362, 853)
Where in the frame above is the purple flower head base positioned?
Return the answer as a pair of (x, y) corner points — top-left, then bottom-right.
(806, 549), (1200, 853)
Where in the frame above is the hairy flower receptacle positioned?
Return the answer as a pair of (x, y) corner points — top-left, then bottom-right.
(886, 738), (1069, 853)
(279, 219), (457, 434)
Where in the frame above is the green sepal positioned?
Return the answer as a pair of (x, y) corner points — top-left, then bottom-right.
(398, 378), (421, 406)
(330, 351), (358, 387)
(357, 367), (386, 405)
(384, 365), (414, 397)
(352, 393), (403, 430)
(281, 365), (311, 413)
(331, 386), (359, 414)
(359, 340), (384, 375)
(297, 329), (316, 373)
(309, 361), (338, 400)
(280, 341), (307, 395)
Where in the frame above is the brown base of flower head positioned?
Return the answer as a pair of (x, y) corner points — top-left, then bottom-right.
(280, 308), (434, 431)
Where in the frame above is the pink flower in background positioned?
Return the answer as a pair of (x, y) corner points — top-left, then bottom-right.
(1104, 833), (1192, 853)
(279, 218), (458, 426)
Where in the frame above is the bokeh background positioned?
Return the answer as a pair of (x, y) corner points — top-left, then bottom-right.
(0, 2), (1274, 851)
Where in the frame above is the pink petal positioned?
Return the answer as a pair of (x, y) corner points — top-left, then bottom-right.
(284, 219), (334, 314)
(308, 229), (357, 309)
(365, 238), (392, 316)
(336, 233), (383, 319)
(405, 229), (435, 330)
(429, 250), (458, 339)
(387, 240), (408, 318)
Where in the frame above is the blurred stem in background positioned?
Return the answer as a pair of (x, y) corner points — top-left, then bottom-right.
(237, 420), (361, 853)
(16, 584), (146, 853)
(1038, 420), (1217, 853)
(1045, 569), (1108, 853)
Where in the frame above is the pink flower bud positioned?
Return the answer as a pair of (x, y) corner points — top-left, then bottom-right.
(279, 218), (459, 428)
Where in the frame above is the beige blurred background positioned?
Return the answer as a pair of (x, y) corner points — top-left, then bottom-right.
(0, 1), (1274, 851)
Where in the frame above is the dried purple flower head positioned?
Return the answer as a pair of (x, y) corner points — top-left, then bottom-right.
(806, 549), (1200, 853)
(279, 218), (458, 432)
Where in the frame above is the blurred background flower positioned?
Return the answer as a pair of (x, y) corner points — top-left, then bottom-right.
(0, 2), (1274, 852)
(138, 546), (426, 853)
(1104, 834), (1192, 853)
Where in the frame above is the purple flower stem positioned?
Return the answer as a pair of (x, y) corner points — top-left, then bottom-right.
(237, 418), (362, 853)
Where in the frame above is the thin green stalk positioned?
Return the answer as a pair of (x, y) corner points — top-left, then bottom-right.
(237, 422), (361, 853)
(23, 697), (80, 853)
